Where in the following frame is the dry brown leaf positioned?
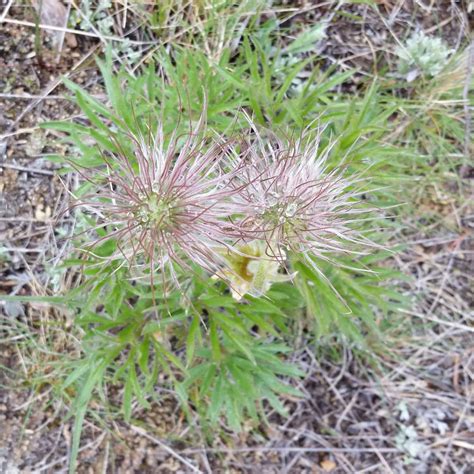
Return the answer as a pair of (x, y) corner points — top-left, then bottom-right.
(32, 0), (67, 28)
(31, 0), (77, 48)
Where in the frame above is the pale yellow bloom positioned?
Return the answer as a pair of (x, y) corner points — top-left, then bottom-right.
(218, 241), (293, 300)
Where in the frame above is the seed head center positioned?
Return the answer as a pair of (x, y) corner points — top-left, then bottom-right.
(136, 192), (180, 232)
(263, 199), (299, 225)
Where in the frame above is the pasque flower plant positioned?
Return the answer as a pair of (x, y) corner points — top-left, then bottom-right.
(27, 45), (408, 473)
(72, 116), (370, 298)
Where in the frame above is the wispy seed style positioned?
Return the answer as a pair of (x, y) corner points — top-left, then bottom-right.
(75, 119), (244, 284)
(234, 127), (370, 265)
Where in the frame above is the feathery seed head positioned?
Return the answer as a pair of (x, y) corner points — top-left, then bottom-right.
(233, 127), (368, 264)
(76, 119), (244, 284)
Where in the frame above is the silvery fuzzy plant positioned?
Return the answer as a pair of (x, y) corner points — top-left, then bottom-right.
(70, 0), (140, 61)
(70, 0), (113, 33)
(396, 31), (453, 82)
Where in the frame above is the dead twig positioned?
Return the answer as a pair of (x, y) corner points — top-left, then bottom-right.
(0, 17), (156, 45)
(0, 163), (54, 176)
(130, 425), (203, 474)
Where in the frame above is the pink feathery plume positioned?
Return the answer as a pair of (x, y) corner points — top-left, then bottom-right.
(232, 123), (375, 268)
(73, 114), (245, 287)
